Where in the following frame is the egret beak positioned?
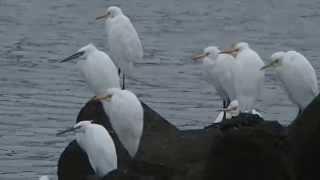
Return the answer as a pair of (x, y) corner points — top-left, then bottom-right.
(60, 51), (84, 63)
(219, 48), (239, 55)
(96, 13), (109, 20)
(93, 95), (113, 102)
(260, 60), (277, 70)
(215, 108), (231, 112)
(56, 126), (81, 136)
(192, 52), (209, 61)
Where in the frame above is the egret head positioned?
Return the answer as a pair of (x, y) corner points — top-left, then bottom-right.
(60, 43), (97, 62)
(56, 121), (93, 136)
(96, 6), (123, 20)
(224, 100), (240, 118)
(220, 42), (249, 57)
(260, 51), (285, 70)
(192, 46), (220, 61)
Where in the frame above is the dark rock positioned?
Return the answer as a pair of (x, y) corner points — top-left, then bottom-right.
(58, 100), (221, 180)
(204, 113), (294, 180)
(58, 100), (292, 180)
(288, 95), (320, 180)
(57, 140), (95, 180)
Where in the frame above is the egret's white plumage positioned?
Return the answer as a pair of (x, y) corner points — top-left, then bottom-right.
(214, 100), (240, 123)
(261, 51), (319, 112)
(221, 42), (265, 112)
(193, 46), (236, 107)
(224, 100), (240, 119)
(99, 88), (144, 157)
(58, 121), (117, 177)
(61, 43), (120, 96)
(98, 6), (143, 84)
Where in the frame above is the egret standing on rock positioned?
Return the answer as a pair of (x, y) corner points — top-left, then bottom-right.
(261, 51), (319, 114)
(94, 88), (144, 157)
(61, 43), (120, 97)
(57, 121), (117, 177)
(214, 100), (240, 123)
(220, 42), (265, 112)
(192, 46), (236, 108)
(96, 6), (143, 89)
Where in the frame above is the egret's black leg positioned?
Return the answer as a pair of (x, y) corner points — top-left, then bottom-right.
(222, 100), (227, 121)
(122, 73), (125, 90)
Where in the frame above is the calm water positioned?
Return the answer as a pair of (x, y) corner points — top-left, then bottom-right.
(1, 0), (320, 179)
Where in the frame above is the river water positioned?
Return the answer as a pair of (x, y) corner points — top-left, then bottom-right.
(0, 0), (319, 179)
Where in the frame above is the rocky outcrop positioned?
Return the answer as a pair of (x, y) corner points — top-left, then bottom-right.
(57, 94), (320, 180)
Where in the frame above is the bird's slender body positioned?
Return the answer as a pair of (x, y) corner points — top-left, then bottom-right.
(192, 46), (236, 107)
(96, 88), (144, 157)
(57, 121), (117, 177)
(261, 51), (319, 112)
(221, 42), (265, 112)
(61, 43), (120, 96)
(97, 6), (143, 89)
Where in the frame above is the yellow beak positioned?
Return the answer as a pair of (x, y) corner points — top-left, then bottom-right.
(192, 53), (208, 61)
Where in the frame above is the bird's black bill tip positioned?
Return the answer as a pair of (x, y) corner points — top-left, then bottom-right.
(56, 126), (80, 136)
(60, 51), (85, 63)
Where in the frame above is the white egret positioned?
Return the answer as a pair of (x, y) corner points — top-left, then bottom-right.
(220, 42), (265, 112)
(261, 51), (319, 114)
(96, 6), (143, 89)
(94, 88), (144, 157)
(61, 43), (120, 97)
(214, 100), (240, 123)
(192, 46), (236, 108)
(57, 121), (117, 177)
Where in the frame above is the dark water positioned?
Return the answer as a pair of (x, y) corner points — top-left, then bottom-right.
(1, 0), (320, 179)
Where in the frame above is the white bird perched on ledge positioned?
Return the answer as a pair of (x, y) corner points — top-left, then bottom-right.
(261, 51), (319, 114)
(61, 43), (120, 97)
(96, 6), (143, 89)
(220, 42), (265, 112)
(94, 88), (144, 157)
(192, 46), (236, 108)
(214, 100), (240, 123)
(57, 121), (117, 177)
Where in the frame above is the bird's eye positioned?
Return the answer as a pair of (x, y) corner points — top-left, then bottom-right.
(206, 52), (210, 56)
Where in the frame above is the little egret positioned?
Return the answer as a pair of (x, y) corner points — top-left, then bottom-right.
(57, 121), (117, 177)
(220, 42), (265, 112)
(94, 88), (144, 157)
(96, 6), (143, 89)
(261, 51), (319, 114)
(214, 100), (240, 123)
(61, 43), (120, 96)
(192, 46), (236, 108)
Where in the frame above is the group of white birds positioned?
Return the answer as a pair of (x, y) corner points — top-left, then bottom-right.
(40, 6), (145, 180)
(193, 42), (319, 122)
(40, 5), (319, 180)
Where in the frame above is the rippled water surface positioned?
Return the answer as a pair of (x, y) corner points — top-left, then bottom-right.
(1, 0), (320, 179)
